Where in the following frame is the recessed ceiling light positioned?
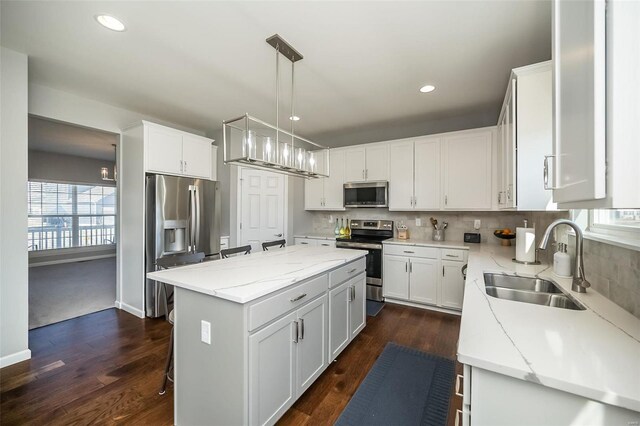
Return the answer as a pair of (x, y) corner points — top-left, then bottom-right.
(419, 85), (436, 93)
(95, 15), (126, 32)
(289, 116), (301, 121)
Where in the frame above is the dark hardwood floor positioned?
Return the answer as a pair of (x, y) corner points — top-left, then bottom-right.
(0, 304), (462, 425)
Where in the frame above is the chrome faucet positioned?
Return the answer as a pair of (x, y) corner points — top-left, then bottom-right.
(538, 219), (590, 293)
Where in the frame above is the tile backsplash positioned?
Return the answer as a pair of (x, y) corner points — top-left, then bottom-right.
(581, 239), (640, 319)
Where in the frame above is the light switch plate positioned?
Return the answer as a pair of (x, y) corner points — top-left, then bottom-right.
(415, 218), (422, 227)
(201, 320), (211, 344)
(474, 219), (481, 230)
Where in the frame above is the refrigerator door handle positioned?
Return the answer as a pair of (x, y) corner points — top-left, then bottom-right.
(194, 185), (201, 251)
(188, 185), (197, 252)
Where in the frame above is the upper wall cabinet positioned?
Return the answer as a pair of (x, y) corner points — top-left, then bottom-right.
(304, 149), (346, 211)
(344, 143), (389, 182)
(145, 122), (216, 180)
(497, 61), (557, 211)
(552, 0), (640, 208)
(388, 137), (440, 211)
(441, 129), (494, 210)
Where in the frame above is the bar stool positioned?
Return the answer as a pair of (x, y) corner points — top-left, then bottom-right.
(220, 245), (252, 259)
(262, 239), (286, 251)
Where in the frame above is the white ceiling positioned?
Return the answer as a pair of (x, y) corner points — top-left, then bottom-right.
(2, 1), (551, 147)
(29, 116), (118, 160)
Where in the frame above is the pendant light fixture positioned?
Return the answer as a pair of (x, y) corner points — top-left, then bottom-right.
(223, 34), (329, 178)
(101, 144), (117, 182)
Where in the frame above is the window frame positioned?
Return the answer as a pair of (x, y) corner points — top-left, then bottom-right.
(588, 209), (640, 239)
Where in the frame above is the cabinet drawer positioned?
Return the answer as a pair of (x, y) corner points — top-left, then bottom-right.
(441, 249), (468, 262)
(384, 244), (438, 259)
(249, 274), (328, 332)
(317, 240), (335, 248)
(295, 238), (317, 246)
(329, 258), (366, 288)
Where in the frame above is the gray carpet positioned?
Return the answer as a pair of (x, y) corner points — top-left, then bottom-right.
(29, 257), (116, 329)
(335, 343), (455, 426)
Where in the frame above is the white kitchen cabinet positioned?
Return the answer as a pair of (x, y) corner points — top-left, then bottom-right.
(383, 244), (467, 312)
(382, 255), (410, 300)
(388, 138), (440, 211)
(441, 260), (465, 310)
(441, 129), (493, 210)
(329, 280), (350, 360)
(552, 0), (640, 208)
(343, 143), (388, 182)
(294, 237), (318, 246)
(457, 365), (639, 426)
(304, 149), (345, 210)
(329, 272), (366, 361)
(296, 295), (327, 394)
(144, 121), (214, 179)
(249, 311), (297, 426)
(496, 62), (557, 211)
(408, 257), (439, 305)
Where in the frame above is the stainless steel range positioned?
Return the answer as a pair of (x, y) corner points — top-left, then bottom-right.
(335, 219), (393, 302)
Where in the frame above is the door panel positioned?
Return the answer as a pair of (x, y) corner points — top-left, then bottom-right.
(552, 0), (606, 203)
(147, 126), (182, 175)
(408, 257), (438, 305)
(297, 296), (327, 394)
(249, 312), (297, 426)
(182, 135), (211, 178)
(365, 144), (389, 181)
(241, 168), (285, 252)
(441, 260), (465, 310)
(350, 274), (366, 338)
(414, 138), (441, 210)
(388, 140), (414, 210)
(329, 281), (350, 360)
(324, 149), (346, 209)
(382, 255), (409, 300)
(344, 147), (366, 182)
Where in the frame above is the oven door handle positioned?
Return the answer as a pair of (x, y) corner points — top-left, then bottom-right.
(335, 242), (382, 250)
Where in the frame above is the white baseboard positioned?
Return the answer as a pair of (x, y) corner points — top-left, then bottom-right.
(116, 301), (145, 318)
(0, 349), (32, 368)
(384, 298), (462, 316)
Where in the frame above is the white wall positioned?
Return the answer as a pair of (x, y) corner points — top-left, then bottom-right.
(0, 47), (31, 367)
(28, 150), (116, 186)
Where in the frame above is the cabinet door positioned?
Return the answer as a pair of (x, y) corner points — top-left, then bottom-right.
(182, 135), (212, 178)
(249, 311), (297, 426)
(297, 296), (327, 394)
(324, 149), (346, 209)
(344, 147), (366, 182)
(294, 238), (318, 246)
(440, 260), (465, 310)
(382, 255), (409, 300)
(552, 0), (606, 203)
(441, 130), (493, 210)
(496, 110), (507, 208)
(388, 140), (414, 210)
(365, 144), (389, 181)
(329, 281), (350, 360)
(504, 79), (517, 208)
(304, 178), (324, 210)
(414, 138), (441, 210)
(349, 274), (366, 339)
(408, 257), (438, 305)
(146, 125), (183, 175)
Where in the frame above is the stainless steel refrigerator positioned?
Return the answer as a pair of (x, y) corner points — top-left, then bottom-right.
(145, 174), (221, 317)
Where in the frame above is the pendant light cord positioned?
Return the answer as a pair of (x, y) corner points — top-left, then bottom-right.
(275, 44), (280, 148)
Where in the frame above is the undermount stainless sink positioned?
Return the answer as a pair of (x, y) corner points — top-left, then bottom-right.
(483, 273), (585, 311)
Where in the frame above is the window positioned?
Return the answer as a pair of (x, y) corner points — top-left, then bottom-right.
(586, 209), (640, 243)
(27, 182), (116, 251)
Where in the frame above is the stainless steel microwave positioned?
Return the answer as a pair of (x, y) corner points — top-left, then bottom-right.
(343, 181), (388, 208)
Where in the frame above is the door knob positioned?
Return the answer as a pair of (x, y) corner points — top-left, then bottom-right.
(275, 233), (283, 237)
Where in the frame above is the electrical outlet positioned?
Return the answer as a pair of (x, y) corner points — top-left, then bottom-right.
(415, 218), (422, 227)
(474, 219), (481, 230)
(201, 320), (211, 344)
(328, 214), (333, 223)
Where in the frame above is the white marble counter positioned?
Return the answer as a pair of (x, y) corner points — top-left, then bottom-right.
(383, 238), (471, 250)
(294, 234), (337, 240)
(458, 244), (640, 412)
(147, 245), (366, 304)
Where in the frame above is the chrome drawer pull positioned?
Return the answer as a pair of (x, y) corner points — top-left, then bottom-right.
(403, 250), (415, 254)
(347, 268), (357, 274)
(290, 293), (307, 302)
(300, 318), (304, 340)
(293, 321), (299, 343)
(455, 374), (464, 397)
(446, 254), (458, 258)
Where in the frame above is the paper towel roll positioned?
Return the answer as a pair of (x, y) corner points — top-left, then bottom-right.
(516, 227), (536, 263)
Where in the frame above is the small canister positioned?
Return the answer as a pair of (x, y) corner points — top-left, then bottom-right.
(432, 229), (445, 241)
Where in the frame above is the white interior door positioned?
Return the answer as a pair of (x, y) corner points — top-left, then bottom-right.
(240, 168), (285, 253)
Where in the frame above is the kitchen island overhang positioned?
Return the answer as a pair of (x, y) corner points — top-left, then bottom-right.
(147, 245), (368, 426)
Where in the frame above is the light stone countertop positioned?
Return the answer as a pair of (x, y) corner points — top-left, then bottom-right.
(146, 245), (366, 304)
(458, 244), (640, 412)
(383, 238), (471, 250)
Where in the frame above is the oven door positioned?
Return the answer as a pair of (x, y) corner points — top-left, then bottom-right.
(335, 241), (383, 300)
(343, 182), (388, 208)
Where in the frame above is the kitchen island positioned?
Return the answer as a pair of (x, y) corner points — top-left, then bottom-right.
(147, 245), (367, 426)
(457, 244), (640, 425)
